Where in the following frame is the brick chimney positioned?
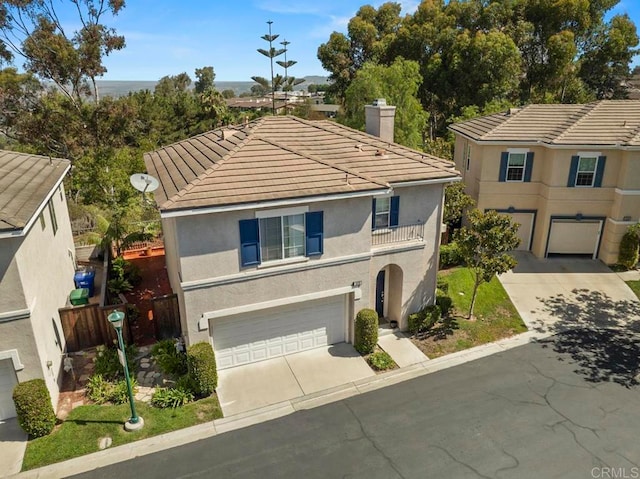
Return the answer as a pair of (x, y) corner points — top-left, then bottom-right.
(365, 98), (396, 143)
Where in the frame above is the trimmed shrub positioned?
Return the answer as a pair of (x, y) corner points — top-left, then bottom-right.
(618, 230), (640, 270)
(12, 379), (56, 438)
(187, 342), (217, 397)
(408, 305), (441, 335)
(94, 344), (137, 380)
(354, 308), (378, 355)
(439, 242), (463, 268)
(436, 290), (453, 317)
(175, 373), (199, 395)
(151, 387), (194, 409)
(151, 339), (188, 377)
(367, 351), (396, 371)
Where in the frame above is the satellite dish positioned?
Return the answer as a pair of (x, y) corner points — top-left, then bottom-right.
(130, 174), (159, 193)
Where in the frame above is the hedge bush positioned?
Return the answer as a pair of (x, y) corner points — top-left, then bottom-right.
(618, 230), (640, 270)
(12, 379), (56, 438)
(408, 305), (441, 335)
(187, 342), (217, 397)
(367, 351), (395, 371)
(439, 242), (463, 268)
(151, 339), (188, 377)
(436, 290), (453, 317)
(354, 308), (378, 355)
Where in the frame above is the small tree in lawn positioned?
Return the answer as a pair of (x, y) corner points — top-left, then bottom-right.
(454, 209), (520, 319)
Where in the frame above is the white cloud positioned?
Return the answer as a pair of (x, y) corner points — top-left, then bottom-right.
(254, 1), (326, 15)
(308, 15), (350, 38)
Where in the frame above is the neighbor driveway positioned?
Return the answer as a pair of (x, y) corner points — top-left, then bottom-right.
(216, 343), (374, 416)
(499, 252), (640, 334)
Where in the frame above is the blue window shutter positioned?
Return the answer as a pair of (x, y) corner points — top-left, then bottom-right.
(305, 211), (323, 256)
(524, 152), (534, 182)
(594, 156), (606, 187)
(567, 156), (579, 187)
(371, 198), (376, 230)
(499, 152), (509, 182)
(390, 196), (400, 228)
(239, 219), (260, 266)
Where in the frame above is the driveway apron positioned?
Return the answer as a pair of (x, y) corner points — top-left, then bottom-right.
(216, 343), (373, 417)
(499, 252), (640, 334)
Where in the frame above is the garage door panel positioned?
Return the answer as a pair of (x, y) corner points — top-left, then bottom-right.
(212, 296), (346, 369)
(548, 220), (601, 256)
(504, 212), (534, 251)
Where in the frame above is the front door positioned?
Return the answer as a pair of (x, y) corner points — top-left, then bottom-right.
(375, 270), (385, 318)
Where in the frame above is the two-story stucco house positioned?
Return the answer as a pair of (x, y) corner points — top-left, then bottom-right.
(0, 151), (76, 420)
(449, 100), (640, 264)
(144, 104), (459, 370)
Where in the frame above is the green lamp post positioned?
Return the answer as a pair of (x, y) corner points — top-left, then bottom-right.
(107, 310), (144, 431)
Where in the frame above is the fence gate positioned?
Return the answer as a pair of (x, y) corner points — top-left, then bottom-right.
(59, 304), (130, 352)
(151, 294), (181, 340)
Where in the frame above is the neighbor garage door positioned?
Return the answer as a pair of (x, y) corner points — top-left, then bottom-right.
(504, 212), (535, 251)
(0, 359), (17, 420)
(547, 219), (602, 258)
(211, 295), (347, 369)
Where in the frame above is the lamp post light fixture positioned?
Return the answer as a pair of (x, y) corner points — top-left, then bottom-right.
(107, 310), (144, 431)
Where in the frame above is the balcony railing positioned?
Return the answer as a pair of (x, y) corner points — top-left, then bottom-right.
(371, 222), (425, 246)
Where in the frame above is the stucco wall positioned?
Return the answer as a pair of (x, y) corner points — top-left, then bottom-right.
(13, 183), (76, 407)
(0, 238), (27, 313)
(453, 134), (632, 262)
(166, 183), (446, 344)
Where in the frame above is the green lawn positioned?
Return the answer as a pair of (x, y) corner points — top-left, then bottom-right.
(22, 396), (223, 471)
(411, 267), (527, 358)
(627, 280), (640, 299)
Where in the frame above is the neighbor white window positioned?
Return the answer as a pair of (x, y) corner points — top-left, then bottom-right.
(259, 213), (305, 262)
(506, 152), (526, 181)
(576, 156), (598, 187)
(374, 197), (390, 229)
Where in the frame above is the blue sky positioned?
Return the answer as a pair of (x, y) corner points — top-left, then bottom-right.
(49, 0), (640, 81)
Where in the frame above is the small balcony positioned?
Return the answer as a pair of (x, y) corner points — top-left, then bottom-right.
(371, 222), (425, 247)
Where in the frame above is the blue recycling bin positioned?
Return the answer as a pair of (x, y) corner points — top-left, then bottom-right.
(74, 266), (95, 297)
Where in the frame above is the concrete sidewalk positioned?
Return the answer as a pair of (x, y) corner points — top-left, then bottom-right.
(7, 330), (545, 479)
(0, 419), (26, 477)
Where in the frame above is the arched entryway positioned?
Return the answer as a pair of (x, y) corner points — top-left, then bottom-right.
(374, 264), (403, 325)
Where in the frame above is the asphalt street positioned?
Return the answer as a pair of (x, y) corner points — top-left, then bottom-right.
(71, 329), (640, 479)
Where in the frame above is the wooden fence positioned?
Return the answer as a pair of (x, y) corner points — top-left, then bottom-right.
(59, 304), (132, 353)
(152, 294), (181, 340)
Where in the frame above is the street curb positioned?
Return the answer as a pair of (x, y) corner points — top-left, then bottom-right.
(8, 330), (540, 479)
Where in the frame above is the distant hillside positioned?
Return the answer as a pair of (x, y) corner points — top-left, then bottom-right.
(61, 75), (331, 98)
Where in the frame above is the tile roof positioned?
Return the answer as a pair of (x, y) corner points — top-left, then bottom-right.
(449, 100), (640, 146)
(144, 116), (459, 211)
(0, 150), (70, 232)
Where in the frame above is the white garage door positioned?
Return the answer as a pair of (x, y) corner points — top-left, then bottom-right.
(547, 220), (602, 258)
(505, 212), (535, 251)
(212, 295), (347, 369)
(0, 359), (17, 420)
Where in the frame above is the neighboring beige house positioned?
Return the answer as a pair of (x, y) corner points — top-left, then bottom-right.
(449, 100), (640, 264)
(0, 151), (75, 420)
(144, 103), (459, 370)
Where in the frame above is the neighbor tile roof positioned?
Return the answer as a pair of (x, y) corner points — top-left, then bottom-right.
(0, 150), (70, 232)
(144, 115), (459, 211)
(449, 100), (640, 146)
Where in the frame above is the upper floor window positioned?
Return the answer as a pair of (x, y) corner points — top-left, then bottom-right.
(499, 150), (534, 183)
(48, 200), (58, 235)
(259, 213), (305, 262)
(576, 156), (597, 186)
(372, 196), (400, 230)
(239, 208), (323, 267)
(568, 153), (606, 188)
(506, 152), (526, 181)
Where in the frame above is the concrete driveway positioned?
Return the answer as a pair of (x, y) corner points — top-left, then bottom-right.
(499, 252), (640, 334)
(0, 418), (27, 477)
(216, 343), (374, 417)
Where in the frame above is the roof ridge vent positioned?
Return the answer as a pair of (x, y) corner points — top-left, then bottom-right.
(507, 107), (521, 116)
